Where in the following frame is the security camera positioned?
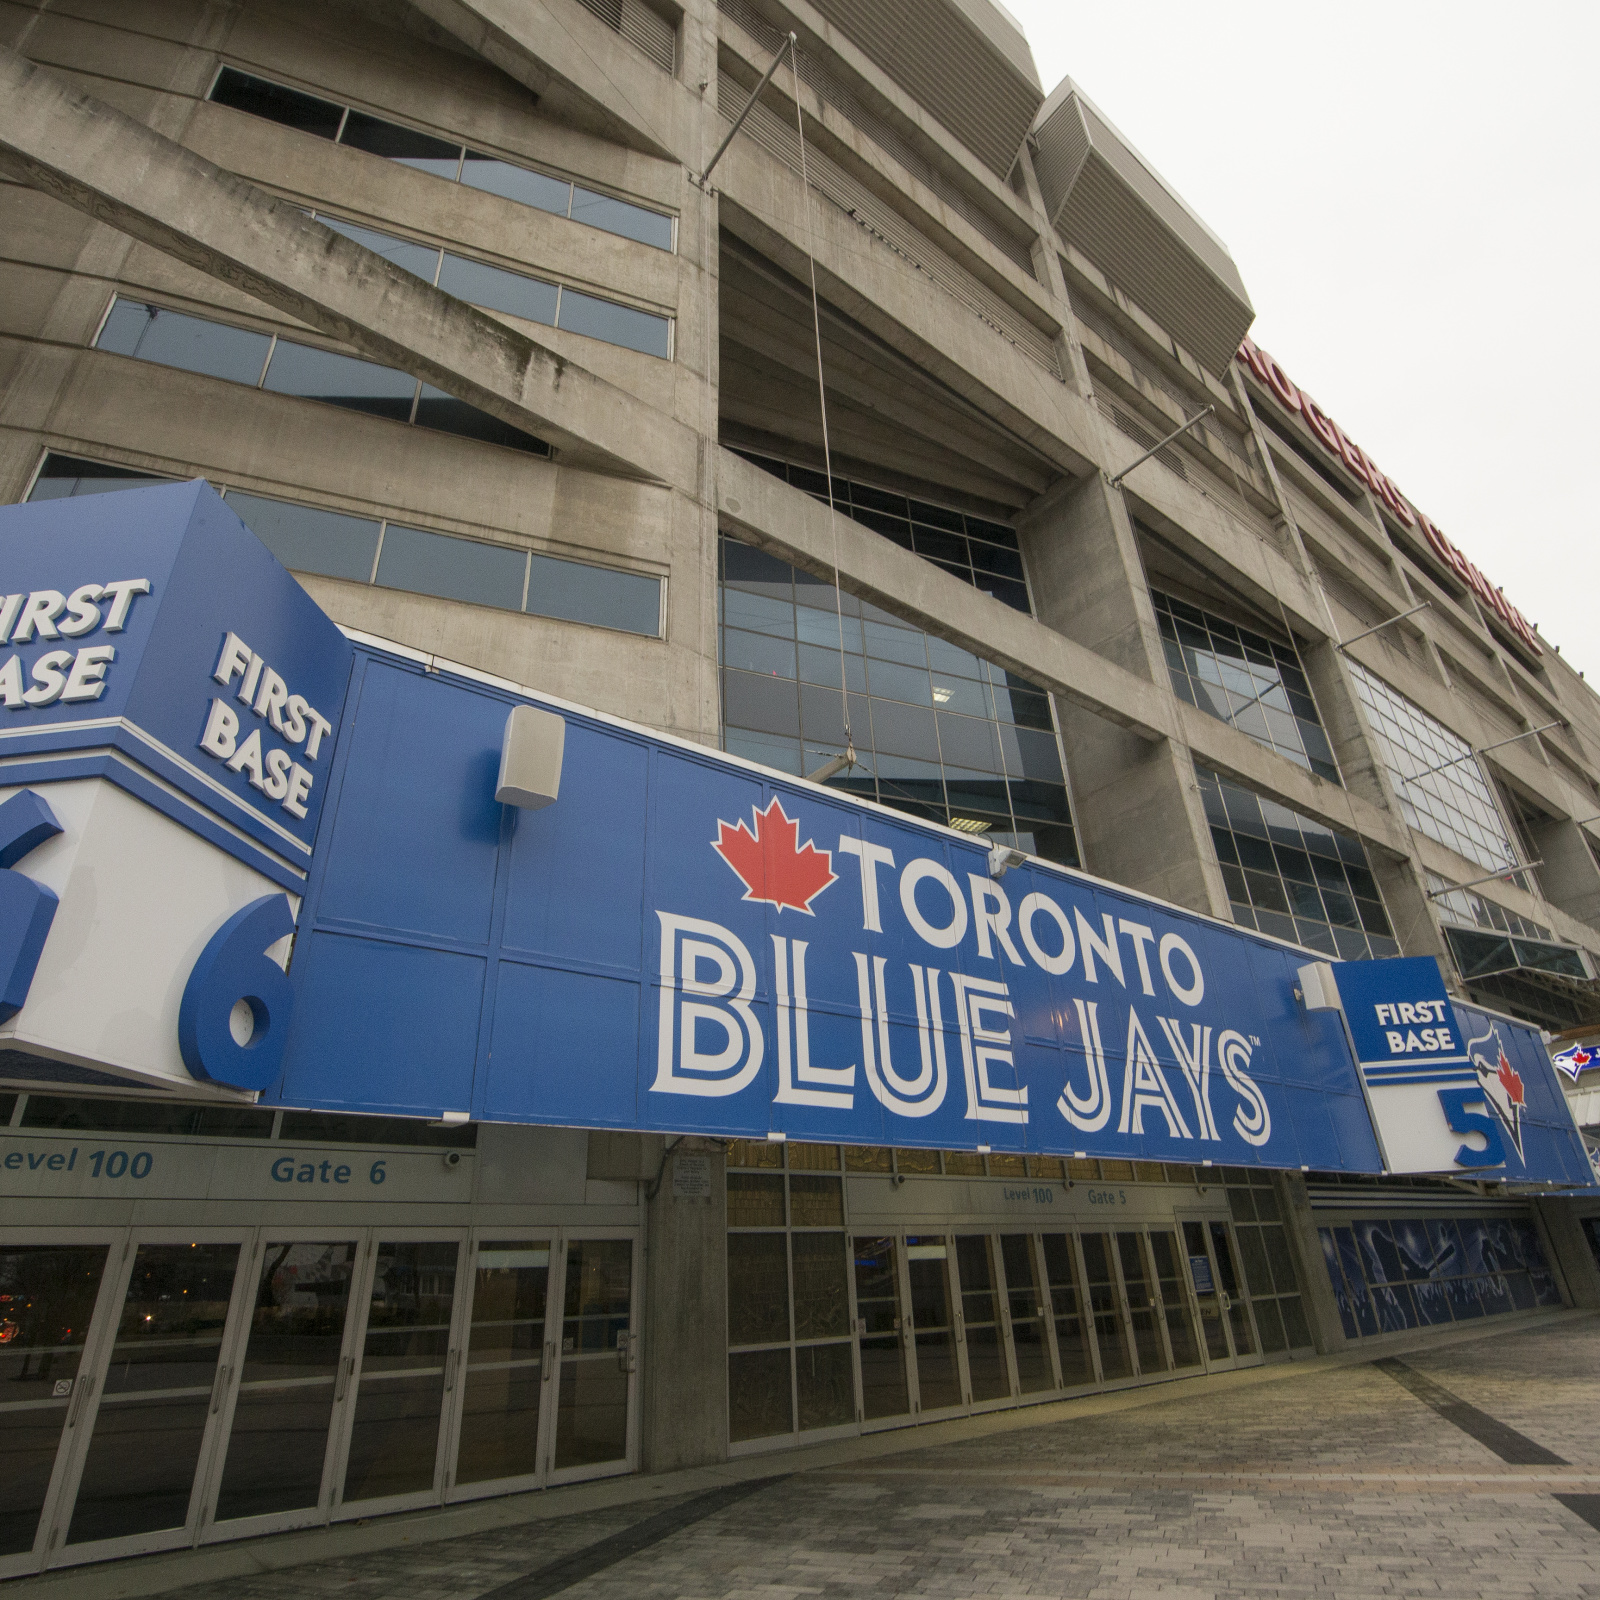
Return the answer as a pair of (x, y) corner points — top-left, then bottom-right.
(443, 1150), (462, 1169)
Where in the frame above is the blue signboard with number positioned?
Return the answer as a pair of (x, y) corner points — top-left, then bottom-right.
(267, 647), (1396, 1172)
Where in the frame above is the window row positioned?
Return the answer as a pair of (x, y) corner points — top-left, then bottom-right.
(209, 68), (674, 250)
(1197, 765), (1399, 959)
(1318, 1216), (1562, 1339)
(720, 539), (1077, 867)
(725, 1139), (1210, 1189)
(95, 300), (548, 455)
(735, 451), (1032, 616)
(1153, 590), (1340, 784)
(0, 1089), (475, 1147)
(309, 211), (671, 359)
(1349, 662), (1524, 878)
(27, 455), (663, 638)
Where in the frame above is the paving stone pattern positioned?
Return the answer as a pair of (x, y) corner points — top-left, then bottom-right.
(158, 1319), (1600, 1600)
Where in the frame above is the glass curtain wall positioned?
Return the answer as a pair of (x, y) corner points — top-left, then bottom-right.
(1219, 1171), (1313, 1353)
(725, 1142), (853, 1445)
(1152, 591), (1340, 782)
(1196, 765), (1398, 958)
(1348, 663), (1525, 877)
(719, 538), (1077, 865)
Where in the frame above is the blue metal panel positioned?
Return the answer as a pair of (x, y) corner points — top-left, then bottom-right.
(315, 662), (506, 946)
(278, 929), (485, 1114)
(274, 650), (1403, 1172)
(485, 962), (641, 1127)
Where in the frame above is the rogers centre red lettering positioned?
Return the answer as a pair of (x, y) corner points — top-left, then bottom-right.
(1236, 337), (1539, 655)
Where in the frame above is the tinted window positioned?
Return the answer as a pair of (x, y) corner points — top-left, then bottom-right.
(525, 551), (660, 636)
(338, 110), (461, 177)
(224, 491), (381, 583)
(263, 340), (418, 419)
(437, 254), (558, 324)
(209, 67), (344, 140)
(27, 454), (171, 500)
(97, 300), (272, 385)
(570, 186), (673, 250)
(460, 152), (571, 214)
(376, 524), (525, 610)
(316, 216), (440, 281)
(278, 1110), (476, 1147)
(20, 1094), (275, 1137)
(557, 288), (670, 358)
(412, 386), (549, 455)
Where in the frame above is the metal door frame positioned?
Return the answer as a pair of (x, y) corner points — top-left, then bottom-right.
(1174, 1212), (1262, 1372)
(439, 1229), (559, 1505)
(39, 1225), (257, 1572)
(540, 1225), (642, 1489)
(1076, 1225), (1141, 1392)
(900, 1230), (968, 1422)
(0, 1225), (130, 1580)
(947, 1231), (1015, 1416)
(848, 1230), (916, 1435)
(320, 1226), (471, 1522)
(194, 1226), (371, 1546)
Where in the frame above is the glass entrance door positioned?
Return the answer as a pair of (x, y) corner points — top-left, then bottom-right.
(999, 1235), (1053, 1394)
(1115, 1232), (1170, 1377)
(953, 1235), (1011, 1405)
(335, 1239), (462, 1510)
(904, 1237), (962, 1414)
(548, 1236), (635, 1481)
(449, 1240), (550, 1493)
(1040, 1233), (1096, 1389)
(1148, 1230), (1203, 1371)
(0, 1242), (114, 1573)
(56, 1238), (247, 1560)
(1079, 1232), (1135, 1383)
(852, 1236), (910, 1423)
(1180, 1219), (1260, 1369)
(206, 1238), (360, 1533)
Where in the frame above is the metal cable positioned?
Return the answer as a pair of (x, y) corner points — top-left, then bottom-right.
(788, 38), (853, 751)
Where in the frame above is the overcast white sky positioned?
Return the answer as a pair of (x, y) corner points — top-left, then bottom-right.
(1004, 1), (1600, 680)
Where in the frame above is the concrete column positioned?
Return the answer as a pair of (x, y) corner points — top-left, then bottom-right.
(1534, 1199), (1600, 1309)
(1227, 369), (1451, 965)
(640, 1135), (728, 1471)
(1017, 471), (1226, 916)
(1273, 1171), (1347, 1355)
(1523, 814), (1600, 931)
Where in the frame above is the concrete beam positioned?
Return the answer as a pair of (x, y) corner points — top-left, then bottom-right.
(0, 48), (700, 489)
(717, 446), (1168, 739)
(407, 0), (698, 165)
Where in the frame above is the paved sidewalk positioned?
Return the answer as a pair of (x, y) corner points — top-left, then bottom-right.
(26, 1315), (1600, 1600)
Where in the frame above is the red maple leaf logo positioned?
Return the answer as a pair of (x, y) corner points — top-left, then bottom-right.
(1574, 1049), (1592, 1067)
(713, 797), (837, 915)
(1497, 1049), (1525, 1108)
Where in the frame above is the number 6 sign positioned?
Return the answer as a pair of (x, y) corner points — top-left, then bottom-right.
(178, 893), (297, 1091)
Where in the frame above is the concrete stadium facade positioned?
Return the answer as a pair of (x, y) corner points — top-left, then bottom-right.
(2, 0), (1600, 1575)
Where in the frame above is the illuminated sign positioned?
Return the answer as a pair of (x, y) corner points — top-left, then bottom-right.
(1236, 337), (1539, 655)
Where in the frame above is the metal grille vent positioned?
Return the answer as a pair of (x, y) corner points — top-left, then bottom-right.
(573, 0), (675, 74)
(717, 0), (1036, 277)
(716, 66), (1060, 378)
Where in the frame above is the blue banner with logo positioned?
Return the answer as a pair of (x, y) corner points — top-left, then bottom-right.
(273, 648), (1390, 1172)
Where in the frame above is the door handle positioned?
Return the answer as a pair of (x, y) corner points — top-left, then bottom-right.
(210, 1363), (232, 1416)
(334, 1353), (354, 1403)
(66, 1372), (95, 1429)
(444, 1348), (460, 1393)
(543, 1340), (555, 1380)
